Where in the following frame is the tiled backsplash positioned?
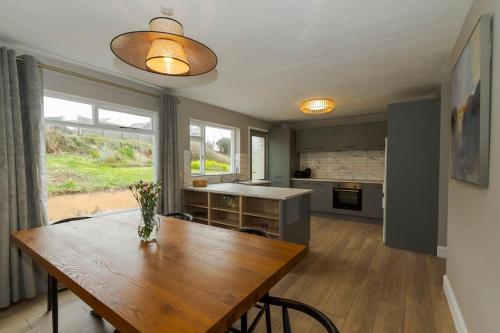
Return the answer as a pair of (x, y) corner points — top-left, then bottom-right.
(183, 150), (250, 186)
(300, 151), (385, 181)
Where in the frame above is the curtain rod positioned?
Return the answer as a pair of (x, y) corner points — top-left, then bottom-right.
(15, 57), (160, 99)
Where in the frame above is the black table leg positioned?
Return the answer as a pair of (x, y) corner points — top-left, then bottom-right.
(47, 275), (52, 312)
(240, 313), (248, 333)
(49, 275), (58, 333)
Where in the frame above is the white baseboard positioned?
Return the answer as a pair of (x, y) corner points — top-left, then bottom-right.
(437, 246), (447, 258)
(443, 275), (469, 333)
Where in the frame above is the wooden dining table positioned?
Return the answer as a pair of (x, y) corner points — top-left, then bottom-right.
(10, 211), (307, 333)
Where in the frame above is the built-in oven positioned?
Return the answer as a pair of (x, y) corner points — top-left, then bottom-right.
(332, 183), (362, 211)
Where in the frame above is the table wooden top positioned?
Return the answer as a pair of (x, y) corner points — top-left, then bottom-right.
(10, 211), (307, 333)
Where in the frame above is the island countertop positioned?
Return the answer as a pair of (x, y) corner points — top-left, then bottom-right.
(183, 183), (312, 200)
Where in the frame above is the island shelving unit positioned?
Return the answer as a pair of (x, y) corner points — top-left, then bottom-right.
(183, 183), (312, 245)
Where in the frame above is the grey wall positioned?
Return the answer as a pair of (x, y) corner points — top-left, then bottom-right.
(2, 42), (161, 112)
(386, 99), (440, 255)
(282, 112), (387, 129)
(4, 42), (273, 189)
(176, 97), (271, 181)
(444, 0), (500, 332)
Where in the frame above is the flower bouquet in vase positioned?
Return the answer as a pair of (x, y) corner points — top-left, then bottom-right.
(130, 181), (162, 242)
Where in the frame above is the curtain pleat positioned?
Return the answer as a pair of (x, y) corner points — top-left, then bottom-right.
(157, 94), (181, 213)
(0, 48), (46, 308)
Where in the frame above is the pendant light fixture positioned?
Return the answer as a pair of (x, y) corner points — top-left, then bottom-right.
(300, 98), (336, 115)
(110, 14), (217, 76)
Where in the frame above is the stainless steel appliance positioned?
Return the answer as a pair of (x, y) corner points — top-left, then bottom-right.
(332, 182), (362, 211)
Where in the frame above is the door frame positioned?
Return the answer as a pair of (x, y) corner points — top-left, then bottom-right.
(248, 127), (269, 180)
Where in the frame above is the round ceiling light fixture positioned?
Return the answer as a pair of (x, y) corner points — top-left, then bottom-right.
(299, 98), (336, 115)
(110, 15), (217, 76)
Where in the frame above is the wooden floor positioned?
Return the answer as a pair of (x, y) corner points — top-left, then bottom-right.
(0, 215), (456, 333)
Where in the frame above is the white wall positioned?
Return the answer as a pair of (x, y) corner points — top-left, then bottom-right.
(445, 0), (500, 332)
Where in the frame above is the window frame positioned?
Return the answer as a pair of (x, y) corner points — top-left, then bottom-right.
(190, 119), (237, 176)
(43, 90), (159, 181)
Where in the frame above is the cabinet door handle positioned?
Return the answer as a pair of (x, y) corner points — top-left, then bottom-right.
(344, 145), (355, 149)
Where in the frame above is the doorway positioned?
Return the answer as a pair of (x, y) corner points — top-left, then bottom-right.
(250, 129), (268, 180)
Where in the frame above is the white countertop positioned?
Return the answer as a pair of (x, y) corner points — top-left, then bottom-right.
(184, 183), (312, 200)
(291, 178), (384, 184)
(238, 179), (272, 185)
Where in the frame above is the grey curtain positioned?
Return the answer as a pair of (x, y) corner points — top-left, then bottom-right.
(157, 94), (181, 213)
(0, 48), (47, 308)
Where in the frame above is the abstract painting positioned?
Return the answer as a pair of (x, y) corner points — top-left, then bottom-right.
(450, 15), (492, 187)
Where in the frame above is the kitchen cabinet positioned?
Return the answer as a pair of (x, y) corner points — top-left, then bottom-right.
(296, 127), (334, 153)
(335, 124), (365, 151)
(293, 180), (383, 219)
(269, 128), (298, 187)
(309, 182), (332, 212)
(362, 183), (383, 219)
(291, 180), (332, 212)
(364, 122), (387, 150)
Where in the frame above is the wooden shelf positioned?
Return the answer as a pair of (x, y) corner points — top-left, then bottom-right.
(211, 219), (239, 228)
(211, 207), (240, 214)
(193, 216), (208, 222)
(186, 203), (208, 209)
(242, 211), (279, 221)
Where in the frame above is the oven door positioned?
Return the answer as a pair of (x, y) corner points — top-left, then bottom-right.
(333, 188), (362, 211)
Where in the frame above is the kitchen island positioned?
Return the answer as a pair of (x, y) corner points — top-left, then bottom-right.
(183, 183), (312, 245)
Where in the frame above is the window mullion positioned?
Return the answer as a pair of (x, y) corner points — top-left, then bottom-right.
(92, 104), (98, 126)
(201, 125), (205, 175)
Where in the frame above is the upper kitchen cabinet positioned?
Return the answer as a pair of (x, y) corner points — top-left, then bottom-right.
(334, 124), (365, 151)
(269, 128), (298, 187)
(364, 122), (387, 150)
(296, 127), (334, 153)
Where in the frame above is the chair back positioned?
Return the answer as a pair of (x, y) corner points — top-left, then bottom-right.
(263, 296), (339, 333)
(162, 212), (194, 222)
(52, 216), (91, 225)
(237, 227), (272, 238)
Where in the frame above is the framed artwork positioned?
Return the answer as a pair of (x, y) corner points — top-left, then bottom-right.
(450, 15), (493, 187)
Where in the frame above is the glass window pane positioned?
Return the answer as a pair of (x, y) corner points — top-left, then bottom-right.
(98, 109), (152, 130)
(204, 126), (232, 175)
(251, 135), (266, 180)
(190, 139), (201, 174)
(45, 124), (153, 221)
(190, 124), (201, 137)
(43, 96), (93, 124)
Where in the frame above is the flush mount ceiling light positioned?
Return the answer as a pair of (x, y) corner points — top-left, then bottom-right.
(300, 98), (336, 115)
(110, 15), (217, 76)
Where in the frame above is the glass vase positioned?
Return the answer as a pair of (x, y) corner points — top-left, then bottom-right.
(138, 209), (159, 242)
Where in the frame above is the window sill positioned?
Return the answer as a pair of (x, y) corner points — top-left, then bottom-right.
(190, 173), (238, 177)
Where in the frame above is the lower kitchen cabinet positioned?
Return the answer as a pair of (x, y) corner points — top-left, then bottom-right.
(271, 178), (290, 187)
(309, 182), (333, 212)
(292, 180), (383, 219)
(361, 183), (383, 219)
(292, 180), (332, 213)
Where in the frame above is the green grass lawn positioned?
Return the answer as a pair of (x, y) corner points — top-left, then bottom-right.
(191, 159), (230, 175)
(47, 154), (153, 195)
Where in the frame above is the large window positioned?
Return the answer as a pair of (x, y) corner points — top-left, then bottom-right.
(43, 92), (156, 221)
(190, 120), (236, 175)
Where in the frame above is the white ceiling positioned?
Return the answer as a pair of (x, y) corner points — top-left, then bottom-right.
(0, 0), (472, 121)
